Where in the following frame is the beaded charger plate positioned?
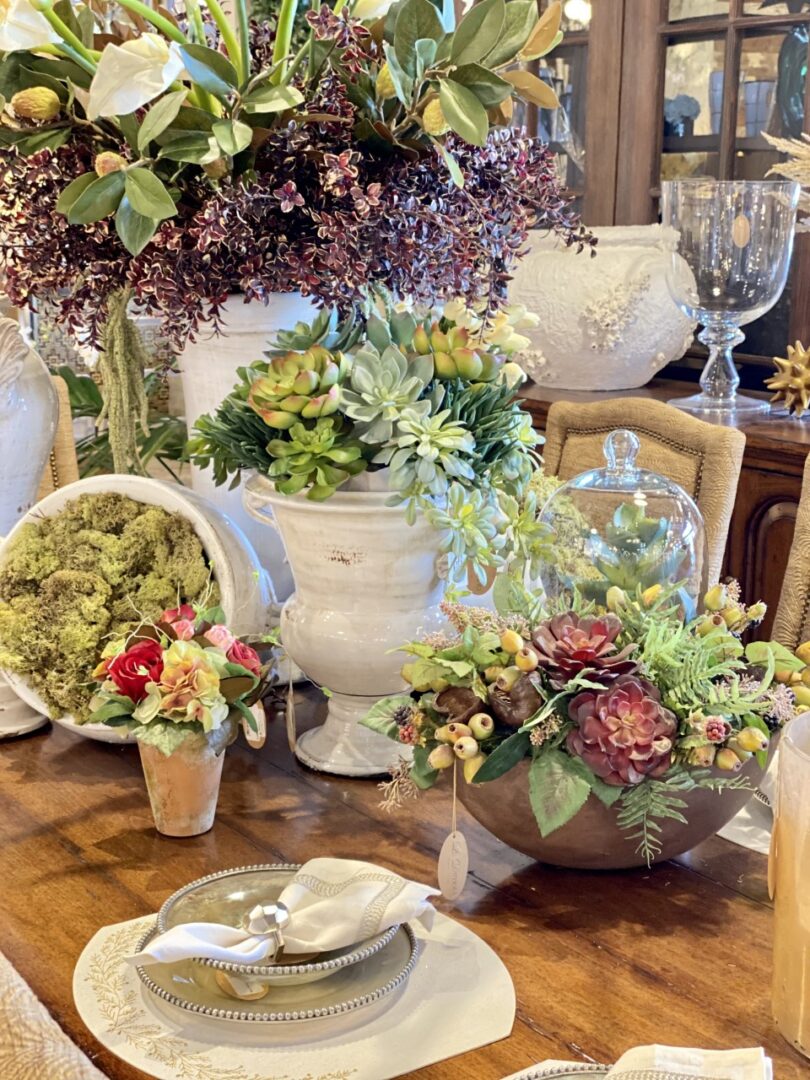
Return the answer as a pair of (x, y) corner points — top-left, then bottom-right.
(74, 912), (515, 1080)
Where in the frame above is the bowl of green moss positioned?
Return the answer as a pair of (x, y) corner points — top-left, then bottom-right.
(0, 478), (272, 742)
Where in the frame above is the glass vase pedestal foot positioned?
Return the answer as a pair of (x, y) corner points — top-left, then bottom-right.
(668, 391), (770, 423)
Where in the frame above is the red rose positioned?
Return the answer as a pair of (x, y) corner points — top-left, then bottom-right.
(107, 640), (165, 703)
(227, 640), (262, 677)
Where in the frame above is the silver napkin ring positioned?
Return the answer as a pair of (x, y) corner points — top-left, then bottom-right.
(243, 902), (291, 957)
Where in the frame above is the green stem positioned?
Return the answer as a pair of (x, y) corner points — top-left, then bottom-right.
(115, 0), (189, 44)
(202, 0), (243, 80)
(185, 0), (207, 44)
(287, 40), (309, 82)
(333, 0), (348, 14)
(271, 0), (299, 85)
(40, 9), (97, 69)
(233, 0), (250, 85)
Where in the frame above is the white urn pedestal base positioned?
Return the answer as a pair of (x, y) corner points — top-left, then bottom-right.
(295, 694), (408, 777)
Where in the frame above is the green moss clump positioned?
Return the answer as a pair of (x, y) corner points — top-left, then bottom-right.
(0, 493), (220, 719)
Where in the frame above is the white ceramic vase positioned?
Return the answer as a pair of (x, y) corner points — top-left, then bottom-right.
(243, 472), (448, 776)
(508, 224), (696, 390)
(179, 293), (318, 603)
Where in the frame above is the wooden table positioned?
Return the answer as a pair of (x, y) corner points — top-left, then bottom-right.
(1, 692), (806, 1080)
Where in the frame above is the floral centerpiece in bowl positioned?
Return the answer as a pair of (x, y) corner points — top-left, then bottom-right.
(189, 295), (552, 776)
(87, 602), (270, 836)
(362, 580), (794, 868)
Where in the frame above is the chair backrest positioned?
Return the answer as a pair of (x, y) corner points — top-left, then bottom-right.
(542, 397), (746, 586)
(36, 374), (79, 500)
(773, 452), (810, 649)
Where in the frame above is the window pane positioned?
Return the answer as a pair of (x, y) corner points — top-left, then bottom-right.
(736, 30), (807, 143)
(663, 38), (726, 141)
(743, 1), (809, 14)
(668, 0), (729, 19)
(661, 151), (720, 180)
(538, 46), (587, 190)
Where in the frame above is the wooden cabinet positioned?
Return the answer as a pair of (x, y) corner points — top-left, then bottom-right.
(521, 379), (809, 637)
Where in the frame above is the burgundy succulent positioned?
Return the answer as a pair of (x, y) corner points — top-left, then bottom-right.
(566, 675), (676, 786)
(532, 612), (638, 690)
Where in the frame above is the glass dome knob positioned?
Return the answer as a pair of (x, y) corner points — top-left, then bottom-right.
(604, 429), (640, 475)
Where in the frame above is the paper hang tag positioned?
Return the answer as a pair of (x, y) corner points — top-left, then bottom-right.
(438, 830), (469, 902)
(243, 702), (266, 749)
(732, 213), (751, 249)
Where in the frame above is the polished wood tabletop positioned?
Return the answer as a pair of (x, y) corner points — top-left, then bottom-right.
(1, 690), (806, 1080)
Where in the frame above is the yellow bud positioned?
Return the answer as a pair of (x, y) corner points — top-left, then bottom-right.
(500, 629), (524, 655)
(793, 684), (810, 707)
(427, 743), (454, 770)
(495, 666), (522, 692)
(801, 666), (810, 688)
(430, 677), (450, 693)
(94, 151), (128, 177)
(401, 662), (415, 685)
(483, 665), (504, 683)
(412, 326), (431, 354)
(715, 747), (744, 772)
(11, 87), (61, 122)
(697, 614), (724, 637)
(796, 641), (810, 666)
(463, 752), (487, 783)
(606, 586), (628, 613)
(703, 583), (728, 612)
(376, 61), (397, 101)
(515, 646), (539, 672)
(721, 605), (745, 629)
(642, 584), (662, 606)
(726, 740), (752, 763)
(423, 97), (450, 136)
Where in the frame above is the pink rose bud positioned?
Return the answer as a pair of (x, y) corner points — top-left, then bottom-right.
(172, 619), (196, 641)
(205, 624), (237, 652)
(161, 603), (196, 624)
(227, 640), (262, 677)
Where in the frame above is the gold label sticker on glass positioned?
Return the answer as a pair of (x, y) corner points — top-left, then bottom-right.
(732, 214), (751, 248)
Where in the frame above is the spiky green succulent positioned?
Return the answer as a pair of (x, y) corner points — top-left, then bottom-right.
(426, 483), (508, 583)
(378, 409), (476, 509)
(248, 347), (345, 430)
(266, 417), (367, 500)
(340, 344), (434, 444)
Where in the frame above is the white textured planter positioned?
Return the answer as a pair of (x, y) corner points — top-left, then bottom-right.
(179, 293), (318, 603)
(243, 473), (447, 776)
(508, 225), (696, 390)
(0, 476), (272, 743)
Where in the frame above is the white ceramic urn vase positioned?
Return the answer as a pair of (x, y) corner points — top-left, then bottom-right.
(508, 224), (696, 390)
(179, 293), (318, 602)
(243, 472), (448, 776)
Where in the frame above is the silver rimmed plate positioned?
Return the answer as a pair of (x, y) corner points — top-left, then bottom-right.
(156, 863), (399, 984)
(135, 921), (418, 1025)
(505, 1066), (608, 1080)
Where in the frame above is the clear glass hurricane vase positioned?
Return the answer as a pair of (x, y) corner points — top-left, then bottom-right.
(661, 179), (800, 422)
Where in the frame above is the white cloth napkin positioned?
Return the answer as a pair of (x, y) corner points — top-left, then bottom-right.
(129, 858), (439, 967)
(503, 1045), (772, 1080)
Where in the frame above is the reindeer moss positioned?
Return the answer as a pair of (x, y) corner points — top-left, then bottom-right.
(0, 493), (219, 719)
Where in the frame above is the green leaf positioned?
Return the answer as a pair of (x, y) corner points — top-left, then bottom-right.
(115, 196), (158, 257)
(472, 730), (530, 783)
(242, 84), (304, 114)
(528, 750), (591, 837)
(502, 68), (560, 109)
(124, 168), (178, 221)
(438, 78), (489, 146)
(116, 111), (140, 150)
(394, 0), (445, 75)
(429, 136), (464, 187)
(414, 37), (438, 81)
(519, 0), (562, 61)
(179, 43), (238, 99)
(18, 64), (69, 100)
(212, 118), (253, 155)
(158, 132), (220, 164)
(360, 693), (413, 739)
(451, 0), (505, 66)
(66, 170), (125, 225)
(746, 640), (803, 672)
(382, 43), (414, 106)
(483, 0), (537, 68)
(158, 104), (215, 133)
(17, 128), (72, 154)
(450, 63), (513, 107)
(562, 753), (623, 808)
(411, 744), (440, 789)
(137, 89), (189, 153)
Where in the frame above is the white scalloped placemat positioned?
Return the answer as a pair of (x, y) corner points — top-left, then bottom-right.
(74, 912), (515, 1080)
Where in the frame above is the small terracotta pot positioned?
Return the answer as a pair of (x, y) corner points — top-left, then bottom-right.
(458, 750), (773, 870)
(138, 733), (227, 838)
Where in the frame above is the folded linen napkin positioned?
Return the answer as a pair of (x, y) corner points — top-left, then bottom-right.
(503, 1045), (772, 1080)
(129, 858), (439, 967)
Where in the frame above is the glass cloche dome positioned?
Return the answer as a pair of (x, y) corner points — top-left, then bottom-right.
(537, 430), (706, 616)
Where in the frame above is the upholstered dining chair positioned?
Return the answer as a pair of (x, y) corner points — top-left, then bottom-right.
(773, 453), (810, 649)
(36, 374), (79, 500)
(542, 397), (746, 586)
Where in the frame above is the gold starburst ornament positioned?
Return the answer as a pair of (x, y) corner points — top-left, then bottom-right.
(766, 341), (810, 417)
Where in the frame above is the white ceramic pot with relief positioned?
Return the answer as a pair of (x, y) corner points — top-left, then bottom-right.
(243, 471), (447, 777)
(508, 224), (696, 391)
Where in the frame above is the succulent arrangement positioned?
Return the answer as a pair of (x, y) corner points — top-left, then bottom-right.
(0, 0), (591, 472)
(765, 340), (810, 417)
(190, 296), (550, 582)
(0, 493), (218, 718)
(363, 579), (791, 863)
(87, 602), (269, 755)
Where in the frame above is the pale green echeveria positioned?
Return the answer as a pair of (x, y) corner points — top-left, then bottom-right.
(377, 409), (476, 515)
(427, 483), (508, 584)
(248, 347), (345, 430)
(266, 417), (367, 500)
(340, 344), (433, 444)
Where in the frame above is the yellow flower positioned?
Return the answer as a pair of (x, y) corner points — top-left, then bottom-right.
(155, 640), (228, 732)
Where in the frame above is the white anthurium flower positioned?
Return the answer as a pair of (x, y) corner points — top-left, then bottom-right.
(502, 303), (541, 330)
(500, 362), (527, 389)
(0, 0), (59, 53)
(87, 33), (186, 120)
(352, 0), (396, 20)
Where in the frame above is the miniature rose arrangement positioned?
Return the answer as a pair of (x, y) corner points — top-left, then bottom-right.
(190, 296), (551, 584)
(363, 580), (792, 863)
(87, 601), (268, 756)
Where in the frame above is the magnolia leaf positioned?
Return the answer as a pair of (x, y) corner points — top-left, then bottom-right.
(158, 132), (220, 164)
(243, 83), (305, 114)
(471, 730), (530, 783)
(394, 0), (445, 76)
(383, 43), (414, 106)
(528, 749), (591, 837)
(438, 78), (489, 147)
(18, 64), (69, 101)
(212, 118), (253, 155)
(124, 168), (178, 221)
(414, 36), (438, 81)
(451, 0), (505, 67)
(159, 104), (215, 132)
(67, 170), (125, 225)
(502, 68), (559, 109)
(519, 0), (562, 61)
(450, 63), (513, 107)
(360, 692), (413, 739)
(56, 174), (100, 219)
(219, 674), (257, 703)
(137, 89), (189, 153)
(18, 128), (72, 154)
(484, 0), (537, 68)
(179, 43), (238, 99)
(115, 195), (158, 256)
